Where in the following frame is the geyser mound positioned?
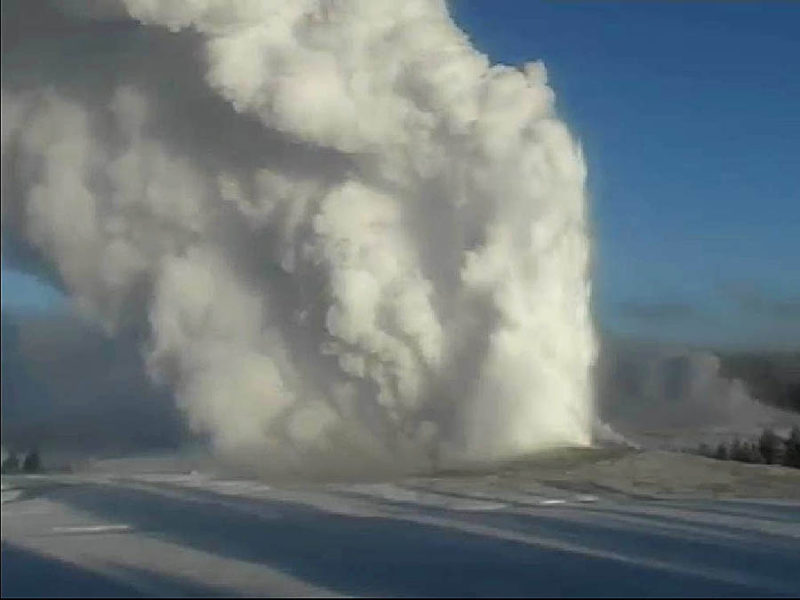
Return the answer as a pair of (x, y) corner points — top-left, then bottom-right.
(1, 0), (595, 473)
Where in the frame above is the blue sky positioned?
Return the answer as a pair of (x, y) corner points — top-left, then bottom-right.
(1, 266), (64, 313)
(2, 1), (799, 349)
(451, 0), (800, 349)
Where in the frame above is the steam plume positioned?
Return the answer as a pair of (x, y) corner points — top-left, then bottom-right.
(1, 0), (595, 473)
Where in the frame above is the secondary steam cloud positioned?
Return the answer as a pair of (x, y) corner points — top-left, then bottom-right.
(1, 0), (595, 473)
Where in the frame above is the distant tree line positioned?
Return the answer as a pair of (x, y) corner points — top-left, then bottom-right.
(1, 449), (41, 474)
(695, 426), (800, 469)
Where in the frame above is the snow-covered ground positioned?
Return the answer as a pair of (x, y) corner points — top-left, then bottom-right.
(3, 449), (799, 597)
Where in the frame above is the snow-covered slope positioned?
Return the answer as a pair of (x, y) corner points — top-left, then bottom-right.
(3, 450), (799, 597)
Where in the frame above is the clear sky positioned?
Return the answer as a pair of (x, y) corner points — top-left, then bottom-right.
(2, 1), (799, 349)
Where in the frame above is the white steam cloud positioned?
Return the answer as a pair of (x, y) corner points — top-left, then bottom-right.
(1, 0), (595, 474)
(597, 341), (800, 449)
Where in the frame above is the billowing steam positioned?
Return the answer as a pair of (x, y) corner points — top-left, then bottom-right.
(1, 0), (595, 473)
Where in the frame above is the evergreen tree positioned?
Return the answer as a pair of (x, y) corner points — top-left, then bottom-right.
(2, 451), (20, 473)
(714, 442), (729, 461)
(730, 439), (746, 462)
(758, 429), (781, 464)
(22, 449), (41, 473)
(697, 442), (712, 457)
(747, 442), (764, 464)
(784, 426), (800, 469)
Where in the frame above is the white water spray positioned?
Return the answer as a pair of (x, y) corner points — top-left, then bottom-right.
(1, 0), (596, 473)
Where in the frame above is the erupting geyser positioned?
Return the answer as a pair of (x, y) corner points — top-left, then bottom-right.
(1, 0), (596, 473)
